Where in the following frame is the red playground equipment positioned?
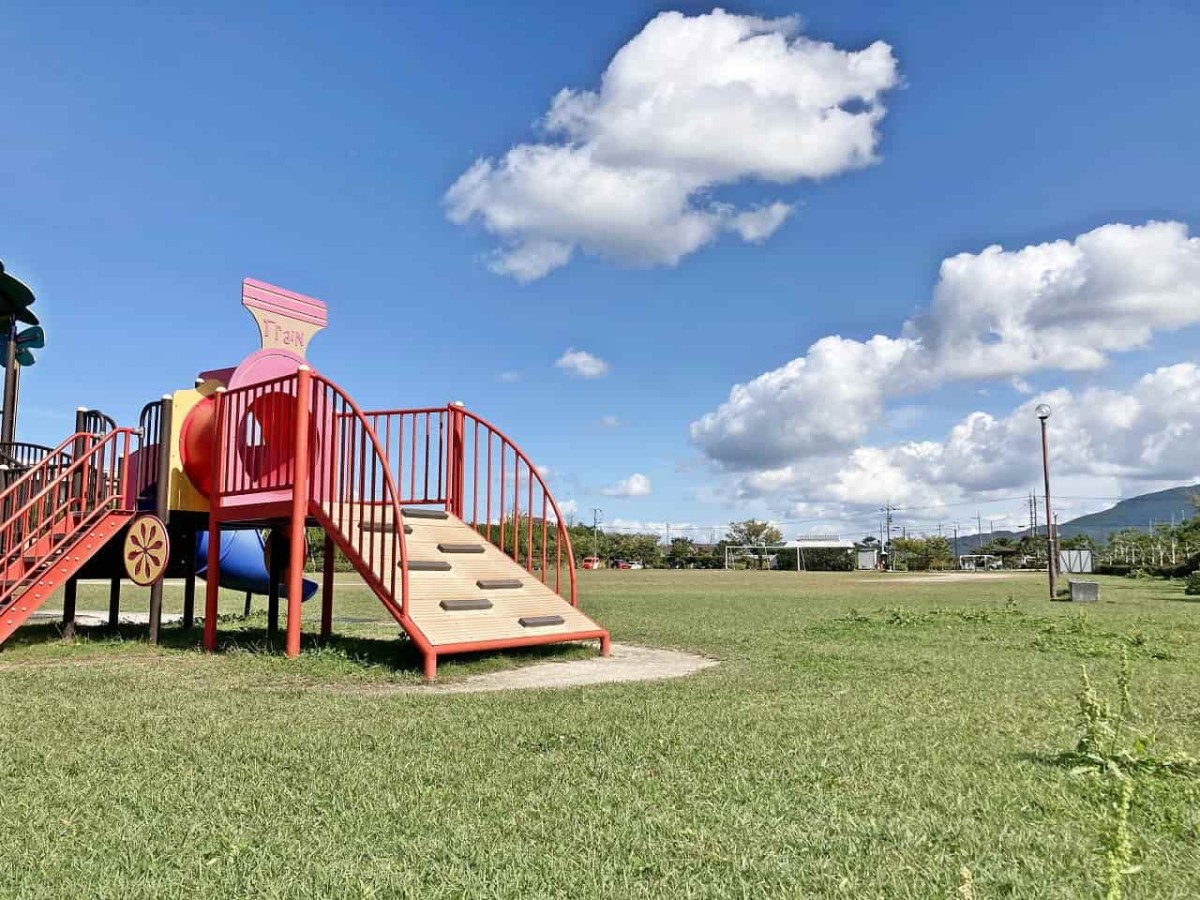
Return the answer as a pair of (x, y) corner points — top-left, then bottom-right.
(0, 280), (609, 678)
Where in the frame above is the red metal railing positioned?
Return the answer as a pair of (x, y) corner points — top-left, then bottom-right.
(364, 407), (448, 506)
(215, 373), (302, 499)
(0, 428), (138, 610)
(361, 404), (578, 605)
(210, 371), (413, 619)
(310, 373), (411, 619)
(210, 376), (574, 608)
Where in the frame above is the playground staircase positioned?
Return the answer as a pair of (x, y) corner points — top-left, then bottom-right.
(322, 504), (605, 649)
(215, 369), (608, 677)
(0, 428), (139, 646)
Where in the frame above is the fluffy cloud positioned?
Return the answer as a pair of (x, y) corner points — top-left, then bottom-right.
(600, 414), (623, 427)
(555, 347), (609, 378)
(608, 519), (699, 539)
(734, 363), (1200, 512)
(691, 334), (914, 469)
(693, 221), (1200, 470)
(909, 220), (1200, 379)
(446, 10), (900, 280)
(601, 473), (653, 497)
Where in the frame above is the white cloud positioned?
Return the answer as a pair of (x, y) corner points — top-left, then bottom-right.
(446, 10), (900, 279)
(691, 334), (915, 468)
(601, 473), (653, 497)
(693, 221), (1200, 470)
(499, 370), (521, 383)
(730, 203), (793, 243)
(608, 519), (698, 540)
(600, 414), (623, 427)
(557, 498), (578, 521)
(555, 347), (609, 378)
(908, 220), (1200, 380)
(732, 363), (1200, 514)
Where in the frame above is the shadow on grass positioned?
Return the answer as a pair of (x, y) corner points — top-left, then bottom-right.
(3, 618), (591, 680)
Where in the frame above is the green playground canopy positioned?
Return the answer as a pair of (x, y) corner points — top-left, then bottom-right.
(0, 261), (38, 325)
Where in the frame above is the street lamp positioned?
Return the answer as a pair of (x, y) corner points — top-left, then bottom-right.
(1035, 403), (1056, 599)
(0, 261), (41, 445)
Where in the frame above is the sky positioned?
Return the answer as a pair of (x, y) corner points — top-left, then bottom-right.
(3, 1), (1199, 543)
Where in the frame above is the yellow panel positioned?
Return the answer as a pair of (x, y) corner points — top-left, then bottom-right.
(164, 380), (221, 514)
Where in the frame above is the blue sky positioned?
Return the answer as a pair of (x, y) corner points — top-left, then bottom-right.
(4, 1), (1199, 541)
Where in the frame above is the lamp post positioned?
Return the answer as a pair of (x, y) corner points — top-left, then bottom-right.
(0, 261), (41, 445)
(1035, 403), (1056, 599)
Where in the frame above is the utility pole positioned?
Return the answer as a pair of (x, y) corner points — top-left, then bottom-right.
(976, 511), (984, 551)
(590, 507), (603, 561)
(1036, 404), (1056, 600)
(953, 522), (960, 568)
(880, 504), (894, 570)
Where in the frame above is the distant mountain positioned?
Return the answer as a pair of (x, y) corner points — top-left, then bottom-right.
(941, 485), (1200, 552)
(1057, 485), (1199, 542)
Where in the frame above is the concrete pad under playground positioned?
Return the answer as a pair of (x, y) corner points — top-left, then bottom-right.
(427, 643), (718, 694)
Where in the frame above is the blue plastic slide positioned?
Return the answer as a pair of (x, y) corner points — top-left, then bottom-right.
(195, 530), (319, 601)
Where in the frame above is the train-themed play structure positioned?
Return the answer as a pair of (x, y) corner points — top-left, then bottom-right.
(0, 279), (609, 678)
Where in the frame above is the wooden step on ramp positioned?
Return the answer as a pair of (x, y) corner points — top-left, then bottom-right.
(407, 560), (452, 572)
(440, 598), (493, 611)
(477, 578), (522, 590)
(317, 502), (608, 667)
(402, 507), (448, 520)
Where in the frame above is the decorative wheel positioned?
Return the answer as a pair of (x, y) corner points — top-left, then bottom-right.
(124, 515), (170, 586)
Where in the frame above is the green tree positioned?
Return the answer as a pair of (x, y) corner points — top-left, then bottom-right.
(726, 519), (783, 569)
(667, 537), (697, 568)
(727, 519), (783, 545)
(889, 535), (953, 571)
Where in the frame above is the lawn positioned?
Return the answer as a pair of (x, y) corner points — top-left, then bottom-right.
(1, 570), (1198, 898)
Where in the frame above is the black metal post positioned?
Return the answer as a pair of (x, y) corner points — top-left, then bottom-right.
(148, 396), (173, 644)
(1, 319), (18, 446)
(267, 527), (282, 639)
(182, 529), (197, 629)
(62, 577), (77, 639)
(108, 576), (121, 629)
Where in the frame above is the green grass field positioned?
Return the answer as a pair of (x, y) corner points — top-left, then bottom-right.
(1, 570), (1198, 898)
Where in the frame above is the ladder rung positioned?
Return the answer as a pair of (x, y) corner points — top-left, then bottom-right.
(519, 615), (564, 628)
(359, 521), (412, 534)
(438, 543), (484, 554)
(402, 507), (449, 520)
(406, 560), (452, 572)
(439, 598), (493, 611)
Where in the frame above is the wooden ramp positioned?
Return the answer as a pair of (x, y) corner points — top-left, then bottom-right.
(319, 503), (607, 674)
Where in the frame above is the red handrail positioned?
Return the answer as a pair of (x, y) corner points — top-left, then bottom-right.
(0, 428), (138, 608)
(310, 375), (411, 619)
(215, 372), (303, 498)
(359, 403), (579, 605)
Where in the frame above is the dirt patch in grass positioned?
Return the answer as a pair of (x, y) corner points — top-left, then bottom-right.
(877, 572), (1028, 584)
(321, 643), (718, 696)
